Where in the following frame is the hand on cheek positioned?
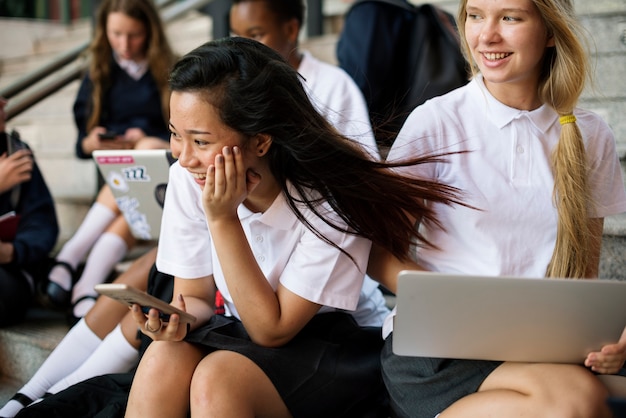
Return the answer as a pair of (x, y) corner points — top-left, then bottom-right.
(203, 146), (248, 221)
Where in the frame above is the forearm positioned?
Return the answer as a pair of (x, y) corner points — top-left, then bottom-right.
(209, 217), (287, 343)
(172, 277), (216, 332)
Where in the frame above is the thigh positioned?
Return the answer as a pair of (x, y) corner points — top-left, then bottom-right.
(479, 361), (610, 402)
(442, 362), (611, 417)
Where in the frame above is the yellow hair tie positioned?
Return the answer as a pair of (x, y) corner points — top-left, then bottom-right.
(559, 115), (576, 125)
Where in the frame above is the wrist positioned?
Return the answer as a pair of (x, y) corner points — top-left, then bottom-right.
(0, 242), (14, 264)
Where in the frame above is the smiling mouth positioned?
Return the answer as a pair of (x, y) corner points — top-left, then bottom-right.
(190, 172), (206, 180)
(483, 52), (512, 61)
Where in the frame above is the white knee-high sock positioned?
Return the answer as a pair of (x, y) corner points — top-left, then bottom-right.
(48, 324), (138, 394)
(71, 232), (128, 318)
(0, 319), (101, 417)
(49, 202), (117, 290)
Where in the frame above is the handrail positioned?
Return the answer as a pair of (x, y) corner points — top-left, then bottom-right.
(1, 0), (215, 122)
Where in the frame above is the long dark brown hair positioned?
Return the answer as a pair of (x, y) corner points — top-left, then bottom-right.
(169, 37), (466, 261)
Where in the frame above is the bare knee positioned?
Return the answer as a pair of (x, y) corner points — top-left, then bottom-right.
(190, 351), (239, 414)
(138, 341), (202, 384)
(190, 351), (290, 418)
(551, 368), (610, 418)
(522, 365), (610, 418)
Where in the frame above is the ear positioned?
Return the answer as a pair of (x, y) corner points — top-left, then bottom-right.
(253, 133), (272, 156)
(546, 31), (556, 48)
(285, 17), (300, 45)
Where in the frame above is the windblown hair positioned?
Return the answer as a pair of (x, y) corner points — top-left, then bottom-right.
(457, 0), (593, 278)
(86, 0), (176, 132)
(169, 37), (465, 261)
(231, 0), (304, 26)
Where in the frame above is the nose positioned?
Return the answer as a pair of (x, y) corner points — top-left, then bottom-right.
(120, 35), (131, 51)
(479, 19), (500, 44)
(176, 141), (196, 168)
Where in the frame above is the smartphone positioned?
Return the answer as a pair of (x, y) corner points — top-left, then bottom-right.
(94, 283), (197, 324)
(98, 131), (118, 140)
(7, 129), (26, 155)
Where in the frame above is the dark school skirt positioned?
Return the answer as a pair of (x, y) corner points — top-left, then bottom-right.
(184, 311), (389, 418)
(381, 334), (501, 418)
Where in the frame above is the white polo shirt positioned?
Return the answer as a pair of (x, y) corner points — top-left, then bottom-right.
(157, 162), (386, 325)
(383, 74), (626, 337)
(298, 50), (380, 160)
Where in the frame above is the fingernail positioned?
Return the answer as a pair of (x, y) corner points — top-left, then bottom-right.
(223, 147), (231, 156)
(178, 293), (184, 302)
(233, 146), (240, 155)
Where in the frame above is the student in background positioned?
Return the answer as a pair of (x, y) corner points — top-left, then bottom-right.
(0, 98), (59, 328)
(369, 0), (626, 417)
(229, 0), (380, 159)
(39, 0), (177, 323)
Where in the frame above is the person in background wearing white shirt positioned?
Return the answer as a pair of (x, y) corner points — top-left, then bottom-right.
(229, 0), (380, 160)
(368, 0), (626, 417)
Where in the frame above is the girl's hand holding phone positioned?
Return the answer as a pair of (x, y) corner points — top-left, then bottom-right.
(129, 293), (191, 342)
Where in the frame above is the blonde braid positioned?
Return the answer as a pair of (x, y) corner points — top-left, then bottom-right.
(536, 0), (593, 278)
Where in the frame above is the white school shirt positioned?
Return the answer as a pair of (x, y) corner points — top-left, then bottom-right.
(382, 74), (626, 338)
(298, 50), (380, 160)
(157, 162), (387, 326)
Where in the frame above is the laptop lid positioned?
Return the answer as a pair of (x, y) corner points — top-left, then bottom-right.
(393, 270), (626, 363)
(93, 149), (175, 241)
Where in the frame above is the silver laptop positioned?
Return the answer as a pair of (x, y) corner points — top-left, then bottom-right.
(393, 270), (626, 363)
(93, 149), (175, 240)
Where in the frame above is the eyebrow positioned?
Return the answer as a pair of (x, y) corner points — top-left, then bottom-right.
(466, 6), (531, 14)
(168, 122), (211, 135)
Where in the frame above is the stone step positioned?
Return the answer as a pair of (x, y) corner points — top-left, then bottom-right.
(0, 309), (68, 405)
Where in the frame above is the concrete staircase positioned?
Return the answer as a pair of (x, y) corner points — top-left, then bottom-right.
(1, 0), (625, 408)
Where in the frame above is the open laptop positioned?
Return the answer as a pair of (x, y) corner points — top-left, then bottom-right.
(93, 149), (175, 241)
(393, 271), (626, 363)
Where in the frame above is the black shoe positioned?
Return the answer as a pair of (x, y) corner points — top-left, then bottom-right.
(36, 261), (76, 310)
(66, 294), (99, 327)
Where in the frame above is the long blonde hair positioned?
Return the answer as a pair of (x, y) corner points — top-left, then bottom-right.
(457, 0), (593, 278)
(85, 0), (176, 132)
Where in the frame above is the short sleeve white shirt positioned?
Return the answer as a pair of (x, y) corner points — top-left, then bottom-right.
(157, 162), (386, 326)
(298, 50), (379, 159)
(383, 74), (626, 337)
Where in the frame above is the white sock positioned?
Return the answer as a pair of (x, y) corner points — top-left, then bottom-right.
(0, 400), (24, 418)
(0, 319), (101, 417)
(49, 202), (117, 290)
(48, 324), (138, 394)
(71, 232), (128, 318)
